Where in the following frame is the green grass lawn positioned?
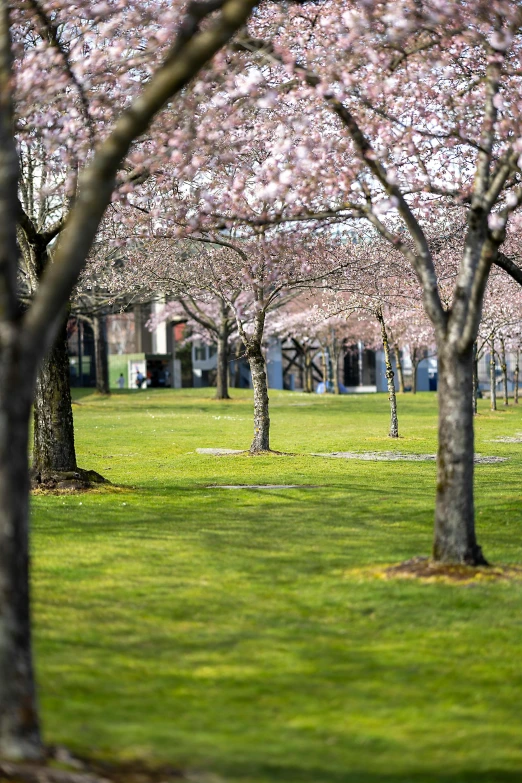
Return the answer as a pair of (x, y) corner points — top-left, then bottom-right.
(31, 389), (522, 783)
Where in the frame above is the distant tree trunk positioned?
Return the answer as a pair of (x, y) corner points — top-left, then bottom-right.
(321, 348), (328, 392)
(304, 349), (313, 393)
(377, 308), (399, 438)
(411, 348), (418, 395)
(242, 310), (270, 453)
(298, 343), (305, 390)
(32, 317), (77, 482)
(500, 336), (508, 406)
(0, 353), (43, 760)
(93, 314), (110, 395)
(490, 337), (497, 411)
(472, 342), (479, 416)
(247, 345), (270, 452)
(433, 341), (487, 565)
(393, 343), (405, 393)
(330, 336), (340, 394)
(215, 325), (230, 400)
(234, 339), (242, 388)
(332, 350), (340, 394)
(515, 348), (519, 404)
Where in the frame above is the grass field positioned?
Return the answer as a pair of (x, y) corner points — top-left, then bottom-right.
(31, 389), (522, 783)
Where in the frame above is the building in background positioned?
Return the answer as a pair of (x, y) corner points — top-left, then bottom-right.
(191, 336), (284, 390)
(67, 302), (185, 389)
(68, 302), (440, 394)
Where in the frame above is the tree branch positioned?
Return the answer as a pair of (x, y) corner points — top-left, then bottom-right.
(22, 0), (260, 364)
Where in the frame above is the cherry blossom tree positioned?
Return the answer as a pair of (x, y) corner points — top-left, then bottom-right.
(1, 0), (274, 761)
(110, 230), (347, 451)
(319, 239), (417, 438)
(476, 270), (522, 410)
(187, 1), (522, 565)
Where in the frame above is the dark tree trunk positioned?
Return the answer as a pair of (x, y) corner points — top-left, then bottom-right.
(393, 343), (405, 393)
(0, 350), (43, 760)
(411, 348), (418, 395)
(298, 343), (305, 390)
(215, 327), (230, 400)
(472, 343), (479, 416)
(433, 343), (487, 565)
(32, 318), (77, 481)
(500, 336), (508, 406)
(377, 309), (399, 438)
(490, 337), (497, 411)
(93, 315), (110, 395)
(304, 350), (313, 393)
(247, 340), (270, 452)
(515, 349), (519, 404)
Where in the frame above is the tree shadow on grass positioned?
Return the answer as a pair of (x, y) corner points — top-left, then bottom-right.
(219, 763), (522, 783)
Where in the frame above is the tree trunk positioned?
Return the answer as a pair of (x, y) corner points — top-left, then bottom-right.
(377, 310), (399, 438)
(393, 343), (405, 393)
(332, 348), (340, 394)
(515, 349), (519, 404)
(298, 344), (305, 390)
(0, 351), (43, 760)
(411, 348), (418, 395)
(433, 343), (487, 565)
(93, 315), (110, 395)
(472, 343), (478, 416)
(215, 327), (230, 400)
(490, 337), (497, 411)
(32, 318), (77, 481)
(500, 336), (508, 406)
(304, 350), (313, 393)
(247, 339), (270, 452)
(234, 340), (242, 388)
(321, 348), (328, 392)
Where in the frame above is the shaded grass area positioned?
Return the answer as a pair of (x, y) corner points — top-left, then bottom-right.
(31, 389), (522, 782)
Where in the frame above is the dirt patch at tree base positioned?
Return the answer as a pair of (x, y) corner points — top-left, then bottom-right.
(196, 448), (245, 455)
(377, 556), (522, 584)
(31, 468), (110, 493)
(196, 448), (292, 457)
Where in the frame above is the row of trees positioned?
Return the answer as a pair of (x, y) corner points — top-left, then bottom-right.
(135, 235), (522, 445)
(6, 0), (522, 764)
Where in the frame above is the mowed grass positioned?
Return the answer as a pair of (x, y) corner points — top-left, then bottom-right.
(31, 388), (522, 783)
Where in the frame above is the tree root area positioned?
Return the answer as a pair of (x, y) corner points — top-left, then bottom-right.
(381, 556), (522, 584)
(196, 447), (294, 457)
(248, 448), (288, 456)
(0, 748), (182, 783)
(31, 468), (110, 492)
